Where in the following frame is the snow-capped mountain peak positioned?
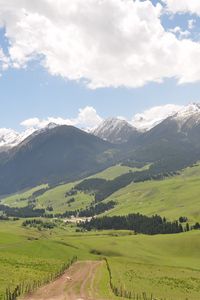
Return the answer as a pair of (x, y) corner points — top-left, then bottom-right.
(132, 104), (183, 131)
(168, 103), (200, 130)
(0, 128), (35, 150)
(0, 123), (59, 151)
(174, 103), (200, 120)
(92, 117), (138, 143)
(1, 103), (200, 150)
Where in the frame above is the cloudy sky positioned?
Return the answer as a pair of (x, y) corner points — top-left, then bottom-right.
(1, 0), (200, 131)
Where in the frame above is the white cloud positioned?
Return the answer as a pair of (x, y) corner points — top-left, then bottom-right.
(20, 106), (102, 130)
(21, 117), (73, 129)
(169, 26), (190, 38)
(21, 118), (42, 128)
(188, 19), (196, 30)
(0, 48), (10, 71)
(163, 0), (200, 16)
(0, 0), (200, 87)
(131, 104), (183, 131)
(76, 106), (103, 129)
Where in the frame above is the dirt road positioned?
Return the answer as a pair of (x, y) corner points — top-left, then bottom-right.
(23, 261), (108, 300)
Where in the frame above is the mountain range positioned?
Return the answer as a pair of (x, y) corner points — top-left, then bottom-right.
(0, 103), (195, 150)
(1, 103), (200, 195)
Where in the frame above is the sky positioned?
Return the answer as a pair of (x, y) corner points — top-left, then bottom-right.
(0, 0), (200, 132)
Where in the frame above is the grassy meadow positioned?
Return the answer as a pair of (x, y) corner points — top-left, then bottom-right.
(103, 163), (200, 222)
(1, 164), (200, 299)
(3, 163), (200, 222)
(0, 220), (200, 299)
(1, 164), (138, 213)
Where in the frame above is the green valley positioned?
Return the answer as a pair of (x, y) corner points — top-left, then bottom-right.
(1, 163), (200, 299)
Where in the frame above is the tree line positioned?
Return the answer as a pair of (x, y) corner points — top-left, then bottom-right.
(0, 204), (45, 218)
(22, 219), (56, 229)
(74, 169), (178, 204)
(54, 200), (116, 218)
(79, 213), (184, 235)
(79, 201), (116, 217)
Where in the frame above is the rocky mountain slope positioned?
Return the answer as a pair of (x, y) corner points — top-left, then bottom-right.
(92, 118), (139, 143)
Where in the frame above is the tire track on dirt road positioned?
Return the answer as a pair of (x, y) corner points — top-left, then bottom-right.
(23, 260), (109, 300)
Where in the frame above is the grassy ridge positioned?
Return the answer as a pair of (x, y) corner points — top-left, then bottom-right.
(1, 165), (138, 213)
(103, 164), (200, 223)
(89, 164), (145, 180)
(1, 220), (200, 299)
(2, 164), (200, 222)
(1, 185), (48, 208)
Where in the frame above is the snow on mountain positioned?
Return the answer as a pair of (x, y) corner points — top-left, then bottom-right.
(92, 117), (138, 143)
(132, 104), (183, 131)
(0, 128), (35, 150)
(172, 103), (200, 127)
(0, 123), (59, 151)
(1, 103), (200, 150)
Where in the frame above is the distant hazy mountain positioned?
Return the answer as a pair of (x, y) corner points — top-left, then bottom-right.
(92, 118), (139, 143)
(0, 125), (116, 195)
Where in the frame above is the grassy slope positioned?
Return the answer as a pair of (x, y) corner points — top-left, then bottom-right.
(0, 221), (200, 299)
(1, 165), (138, 213)
(89, 164), (143, 180)
(1, 180), (93, 213)
(36, 165), (141, 212)
(2, 163), (200, 222)
(1, 185), (48, 208)
(103, 164), (200, 223)
(35, 183), (93, 213)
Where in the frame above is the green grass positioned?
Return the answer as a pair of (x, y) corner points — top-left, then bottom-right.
(35, 182), (94, 213)
(2, 163), (200, 223)
(1, 164), (145, 214)
(1, 164), (200, 299)
(103, 163), (200, 223)
(89, 164), (145, 180)
(0, 220), (200, 299)
(1, 185), (48, 208)
(35, 164), (149, 213)
(1, 181), (93, 214)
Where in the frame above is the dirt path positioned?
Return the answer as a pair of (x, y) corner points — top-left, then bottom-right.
(23, 261), (108, 300)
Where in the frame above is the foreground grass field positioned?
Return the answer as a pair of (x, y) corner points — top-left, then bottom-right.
(0, 220), (200, 299)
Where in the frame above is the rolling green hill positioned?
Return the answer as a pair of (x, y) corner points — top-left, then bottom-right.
(102, 163), (200, 223)
(1, 164), (139, 213)
(1, 164), (200, 299)
(2, 163), (200, 223)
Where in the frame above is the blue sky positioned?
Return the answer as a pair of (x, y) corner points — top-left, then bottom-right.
(0, 0), (200, 131)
